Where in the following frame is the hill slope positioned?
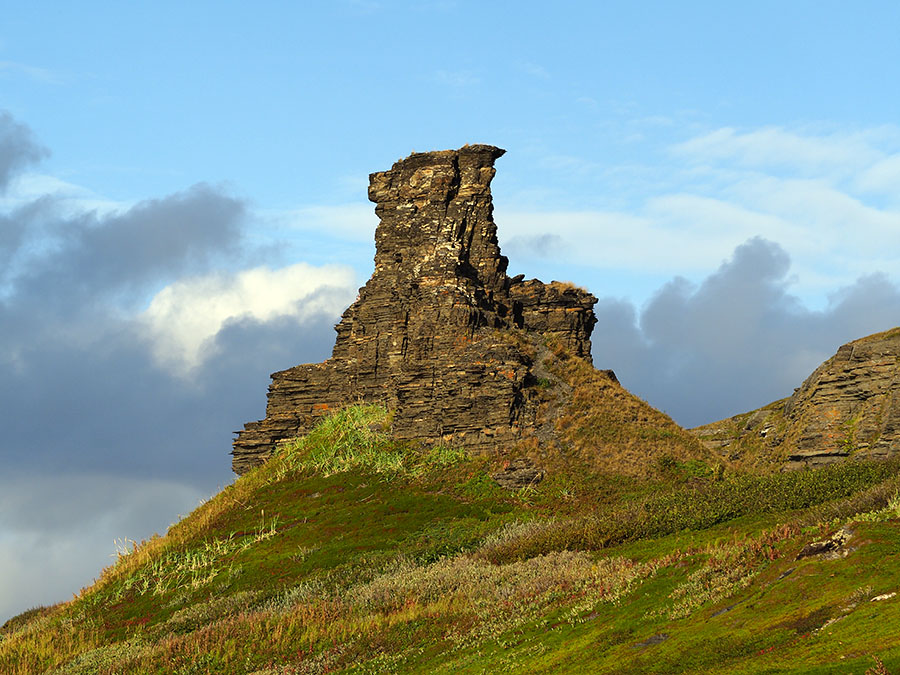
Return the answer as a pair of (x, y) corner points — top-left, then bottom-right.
(5, 405), (900, 674)
(692, 327), (900, 470)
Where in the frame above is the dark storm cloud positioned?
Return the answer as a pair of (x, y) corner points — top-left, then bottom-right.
(0, 111), (47, 192)
(0, 109), (352, 622)
(0, 473), (203, 621)
(0, 301), (339, 483)
(4, 183), (246, 309)
(592, 237), (900, 427)
(0, 211), (26, 269)
(0, 474), (199, 536)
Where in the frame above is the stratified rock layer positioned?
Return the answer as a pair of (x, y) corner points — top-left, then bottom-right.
(691, 328), (900, 469)
(232, 145), (597, 474)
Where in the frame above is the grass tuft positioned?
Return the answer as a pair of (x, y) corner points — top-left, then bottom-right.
(274, 404), (473, 481)
(277, 404), (400, 477)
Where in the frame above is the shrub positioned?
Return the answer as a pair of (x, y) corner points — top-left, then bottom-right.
(479, 458), (900, 563)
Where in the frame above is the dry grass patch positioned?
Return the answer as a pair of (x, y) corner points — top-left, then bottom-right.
(545, 343), (714, 477)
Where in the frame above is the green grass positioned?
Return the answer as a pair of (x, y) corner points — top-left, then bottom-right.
(4, 404), (900, 674)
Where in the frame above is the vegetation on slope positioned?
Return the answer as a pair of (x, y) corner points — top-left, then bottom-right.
(4, 405), (900, 674)
(521, 337), (716, 476)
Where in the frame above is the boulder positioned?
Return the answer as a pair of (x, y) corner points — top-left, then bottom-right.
(491, 458), (545, 490)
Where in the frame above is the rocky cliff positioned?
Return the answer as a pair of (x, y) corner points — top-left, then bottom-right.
(232, 146), (600, 474)
(233, 145), (708, 476)
(691, 327), (900, 469)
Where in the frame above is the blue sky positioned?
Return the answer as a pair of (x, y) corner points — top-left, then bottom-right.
(5, 1), (900, 303)
(2, 1), (900, 623)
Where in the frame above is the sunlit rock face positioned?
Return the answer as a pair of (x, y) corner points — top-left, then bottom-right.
(692, 327), (900, 470)
(781, 328), (900, 467)
(232, 145), (597, 475)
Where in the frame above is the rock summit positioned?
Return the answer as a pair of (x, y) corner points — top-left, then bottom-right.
(232, 145), (598, 474)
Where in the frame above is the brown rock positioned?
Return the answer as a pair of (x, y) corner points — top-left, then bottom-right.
(491, 458), (545, 490)
(691, 328), (900, 470)
(232, 145), (598, 475)
(796, 527), (853, 560)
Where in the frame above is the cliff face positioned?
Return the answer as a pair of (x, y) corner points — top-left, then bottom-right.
(691, 327), (900, 469)
(232, 146), (597, 475)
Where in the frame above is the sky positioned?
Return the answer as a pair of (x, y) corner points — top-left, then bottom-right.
(2, 1), (900, 623)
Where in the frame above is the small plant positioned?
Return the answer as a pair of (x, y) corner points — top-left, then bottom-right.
(840, 415), (860, 454)
(865, 655), (891, 675)
(655, 455), (677, 472)
(557, 485), (576, 500)
(112, 538), (139, 561)
(422, 444), (469, 468)
(290, 545), (320, 563)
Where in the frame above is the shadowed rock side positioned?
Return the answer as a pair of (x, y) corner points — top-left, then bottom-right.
(232, 145), (600, 475)
(691, 327), (900, 469)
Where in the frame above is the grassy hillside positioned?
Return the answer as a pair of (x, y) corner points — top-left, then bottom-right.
(4, 405), (900, 674)
(516, 336), (715, 476)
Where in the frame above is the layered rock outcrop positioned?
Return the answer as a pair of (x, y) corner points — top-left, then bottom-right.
(691, 328), (900, 469)
(232, 145), (598, 475)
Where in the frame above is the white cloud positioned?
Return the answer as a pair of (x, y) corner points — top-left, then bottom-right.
(268, 203), (376, 242)
(671, 126), (892, 175)
(728, 176), (900, 245)
(433, 69), (481, 88)
(0, 60), (62, 84)
(0, 171), (130, 216)
(645, 193), (798, 243)
(856, 153), (900, 196)
(501, 201), (792, 277)
(539, 154), (601, 175)
(519, 61), (550, 79)
(141, 263), (356, 372)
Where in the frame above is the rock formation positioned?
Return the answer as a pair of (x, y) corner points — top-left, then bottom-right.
(796, 527), (854, 560)
(691, 327), (900, 469)
(491, 458), (545, 490)
(232, 145), (598, 475)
